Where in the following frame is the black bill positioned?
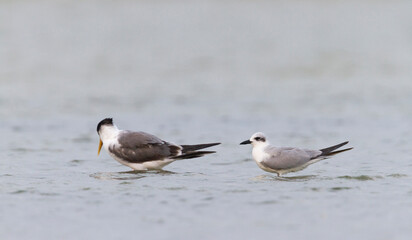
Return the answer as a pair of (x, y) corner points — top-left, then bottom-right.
(240, 140), (252, 145)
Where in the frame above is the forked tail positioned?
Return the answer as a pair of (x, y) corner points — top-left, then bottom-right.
(319, 141), (353, 157)
(180, 143), (220, 153)
(173, 142), (220, 160)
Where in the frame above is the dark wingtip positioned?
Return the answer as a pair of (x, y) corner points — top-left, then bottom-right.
(180, 143), (221, 153)
(320, 141), (350, 154)
(172, 151), (217, 160)
(326, 147), (353, 156)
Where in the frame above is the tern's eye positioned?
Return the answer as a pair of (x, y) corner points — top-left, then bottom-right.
(254, 137), (261, 141)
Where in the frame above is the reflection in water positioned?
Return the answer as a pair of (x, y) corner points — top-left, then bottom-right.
(90, 169), (176, 180)
(253, 174), (409, 183)
(90, 172), (146, 180)
(252, 174), (318, 182)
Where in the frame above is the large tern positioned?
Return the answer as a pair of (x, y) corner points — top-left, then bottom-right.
(97, 118), (220, 171)
(240, 132), (352, 176)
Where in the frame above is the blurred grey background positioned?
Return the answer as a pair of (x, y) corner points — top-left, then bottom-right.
(1, 1), (412, 240)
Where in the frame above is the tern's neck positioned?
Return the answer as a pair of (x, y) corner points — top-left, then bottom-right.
(252, 142), (270, 162)
(99, 125), (120, 142)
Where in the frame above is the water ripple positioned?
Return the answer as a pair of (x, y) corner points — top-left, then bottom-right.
(329, 187), (352, 192)
(338, 175), (383, 181)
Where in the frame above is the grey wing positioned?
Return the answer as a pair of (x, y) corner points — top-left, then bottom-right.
(109, 131), (182, 163)
(262, 146), (317, 170)
(304, 148), (323, 159)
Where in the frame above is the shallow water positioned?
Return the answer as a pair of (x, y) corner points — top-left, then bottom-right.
(2, 1), (412, 239)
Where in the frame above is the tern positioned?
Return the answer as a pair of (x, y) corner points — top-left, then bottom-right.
(97, 118), (220, 171)
(240, 132), (352, 176)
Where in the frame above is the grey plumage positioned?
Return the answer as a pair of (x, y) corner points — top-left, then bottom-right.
(259, 146), (321, 171)
(97, 118), (220, 171)
(240, 132), (352, 176)
(260, 142), (352, 174)
(110, 131), (219, 164)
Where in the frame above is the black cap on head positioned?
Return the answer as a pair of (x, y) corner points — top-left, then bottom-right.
(97, 118), (113, 132)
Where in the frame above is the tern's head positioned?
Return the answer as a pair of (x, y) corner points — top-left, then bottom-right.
(240, 132), (268, 147)
(97, 118), (114, 133)
(96, 118), (117, 155)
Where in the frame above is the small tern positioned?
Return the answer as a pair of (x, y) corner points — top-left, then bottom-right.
(97, 118), (220, 171)
(240, 132), (352, 176)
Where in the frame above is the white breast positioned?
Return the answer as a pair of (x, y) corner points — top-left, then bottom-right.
(252, 145), (270, 163)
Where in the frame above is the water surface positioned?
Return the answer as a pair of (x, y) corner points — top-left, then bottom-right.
(1, 1), (412, 239)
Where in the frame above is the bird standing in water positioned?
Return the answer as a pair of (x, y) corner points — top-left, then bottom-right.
(97, 118), (220, 171)
(240, 132), (352, 176)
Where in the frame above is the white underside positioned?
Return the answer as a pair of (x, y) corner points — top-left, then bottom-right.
(105, 148), (175, 170)
(255, 157), (327, 176)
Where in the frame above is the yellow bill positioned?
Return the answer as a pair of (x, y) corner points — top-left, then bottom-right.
(98, 139), (103, 156)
